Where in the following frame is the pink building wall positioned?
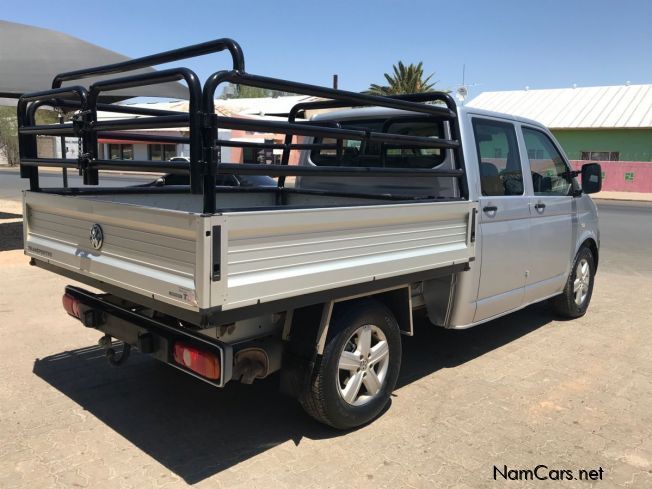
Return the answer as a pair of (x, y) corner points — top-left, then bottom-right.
(570, 160), (652, 193)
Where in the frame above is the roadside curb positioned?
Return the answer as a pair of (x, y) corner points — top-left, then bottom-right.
(593, 198), (652, 204)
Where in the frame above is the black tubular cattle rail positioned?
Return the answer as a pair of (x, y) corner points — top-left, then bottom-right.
(17, 37), (467, 213)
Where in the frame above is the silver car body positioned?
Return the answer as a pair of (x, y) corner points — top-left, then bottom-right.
(301, 106), (599, 329)
(22, 106), (598, 334)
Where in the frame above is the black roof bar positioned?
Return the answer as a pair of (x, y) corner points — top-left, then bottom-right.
(215, 163), (463, 178)
(20, 159), (463, 179)
(26, 98), (181, 125)
(92, 115), (190, 131)
(210, 115), (458, 148)
(98, 132), (190, 144)
(203, 71), (457, 119)
(52, 38), (245, 88)
(216, 140), (337, 151)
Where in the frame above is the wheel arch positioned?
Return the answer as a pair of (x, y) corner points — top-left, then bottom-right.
(579, 237), (599, 270)
(279, 286), (412, 398)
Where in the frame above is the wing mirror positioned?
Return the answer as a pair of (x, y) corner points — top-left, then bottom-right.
(581, 163), (602, 194)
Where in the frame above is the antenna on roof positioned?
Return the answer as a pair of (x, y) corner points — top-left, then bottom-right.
(455, 64), (478, 104)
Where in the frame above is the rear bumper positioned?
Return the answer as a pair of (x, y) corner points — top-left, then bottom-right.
(65, 285), (233, 387)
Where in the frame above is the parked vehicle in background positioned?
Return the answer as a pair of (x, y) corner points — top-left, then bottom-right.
(17, 38), (602, 429)
(144, 157), (277, 187)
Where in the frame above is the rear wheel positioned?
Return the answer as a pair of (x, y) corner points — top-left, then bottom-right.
(550, 246), (596, 318)
(300, 300), (402, 429)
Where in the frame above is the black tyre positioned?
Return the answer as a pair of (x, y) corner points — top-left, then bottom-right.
(550, 246), (596, 318)
(300, 299), (402, 430)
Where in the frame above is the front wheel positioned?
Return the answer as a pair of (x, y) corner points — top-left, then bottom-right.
(299, 300), (402, 430)
(550, 246), (596, 318)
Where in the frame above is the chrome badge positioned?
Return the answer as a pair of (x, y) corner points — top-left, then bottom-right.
(89, 223), (104, 250)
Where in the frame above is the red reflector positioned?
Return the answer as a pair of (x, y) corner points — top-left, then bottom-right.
(62, 293), (81, 318)
(173, 342), (221, 380)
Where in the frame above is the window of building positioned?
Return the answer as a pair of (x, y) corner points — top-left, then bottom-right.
(523, 127), (573, 196)
(580, 151), (619, 161)
(472, 118), (523, 196)
(148, 144), (177, 161)
(108, 144), (134, 160)
(243, 147), (264, 163)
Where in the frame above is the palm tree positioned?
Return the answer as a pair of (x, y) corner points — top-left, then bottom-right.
(366, 61), (438, 95)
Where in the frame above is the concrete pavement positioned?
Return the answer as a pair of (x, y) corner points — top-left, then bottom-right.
(1, 250), (651, 488)
(593, 191), (652, 202)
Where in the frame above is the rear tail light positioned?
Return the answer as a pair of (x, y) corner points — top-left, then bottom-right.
(173, 342), (221, 380)
(62, 293), (81, 318)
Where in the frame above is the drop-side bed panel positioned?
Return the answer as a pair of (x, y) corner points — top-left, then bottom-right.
(24, 192), (475, 316)
(217, 201), (476, 310)
(23, 191), (209, 311)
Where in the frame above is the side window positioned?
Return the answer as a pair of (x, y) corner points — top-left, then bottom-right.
(311, 119), (445, 169)
(472, 118), (523, 196)
(522, 128), (573, 196)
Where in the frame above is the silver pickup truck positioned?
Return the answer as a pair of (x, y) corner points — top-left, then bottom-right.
(18, 38), (601, 429)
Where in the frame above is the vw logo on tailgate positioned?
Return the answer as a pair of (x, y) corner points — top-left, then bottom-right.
(89, 223), (104, 250)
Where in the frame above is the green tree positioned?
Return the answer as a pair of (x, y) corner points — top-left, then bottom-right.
(220, 84), (295, 99)
(366, 61), (439, 95)
(0, 107), (59, 166)
(0, 107), (20, 166)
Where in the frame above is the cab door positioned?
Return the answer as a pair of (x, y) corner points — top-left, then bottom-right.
(520, 126), (575, 301)
(472, 117), (531, 322)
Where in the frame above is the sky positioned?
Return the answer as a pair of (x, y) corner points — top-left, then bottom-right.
(3, 0), (652, 100)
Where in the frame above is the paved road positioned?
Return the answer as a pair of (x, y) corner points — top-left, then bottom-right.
(595, 200), (652, 275)
(0, 168), (152, 201)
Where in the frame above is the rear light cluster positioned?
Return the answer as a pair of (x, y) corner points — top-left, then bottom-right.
(62, 293), (81, 318)
(173, 342), (221, 380)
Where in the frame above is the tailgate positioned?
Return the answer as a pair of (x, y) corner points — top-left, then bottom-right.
(23, 191), (210, 311)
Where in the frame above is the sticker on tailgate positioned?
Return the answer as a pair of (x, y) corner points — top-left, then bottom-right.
(168, 287), (197, 306)
(27, 246), (52, 258)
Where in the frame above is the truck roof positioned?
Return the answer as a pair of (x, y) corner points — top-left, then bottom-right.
(311, 104), (547, 130)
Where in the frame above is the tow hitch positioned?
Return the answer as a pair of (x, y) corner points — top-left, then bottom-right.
(98, 334), (131, 366)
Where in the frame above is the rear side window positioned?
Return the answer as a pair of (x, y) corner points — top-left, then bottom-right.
(522, 127), (573, 196)
(472, 118), (523, 196)
(311, 118), (445, 169)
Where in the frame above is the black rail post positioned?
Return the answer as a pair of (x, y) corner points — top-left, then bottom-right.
(202, 70), (236, 214)
(58, 113), (69, 187)
(18, 86), (90, 191)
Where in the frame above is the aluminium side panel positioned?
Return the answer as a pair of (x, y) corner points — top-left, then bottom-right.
(23, 191), (208, 312)
(218, 201), (475, 310)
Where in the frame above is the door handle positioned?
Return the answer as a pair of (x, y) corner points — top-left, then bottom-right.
(534, 202), (546, 211)
(482, 205), (498, 213)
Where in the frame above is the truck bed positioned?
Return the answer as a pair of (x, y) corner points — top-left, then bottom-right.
(24, 188), (476, 325)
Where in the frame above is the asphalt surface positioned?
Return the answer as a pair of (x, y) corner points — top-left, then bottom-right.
(595, 200), (652, 275)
